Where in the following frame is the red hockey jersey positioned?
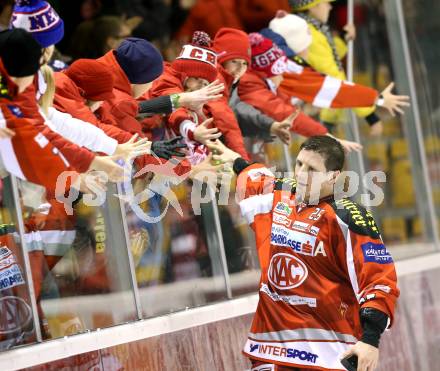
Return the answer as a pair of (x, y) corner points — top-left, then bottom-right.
(236, 163), (399, 370)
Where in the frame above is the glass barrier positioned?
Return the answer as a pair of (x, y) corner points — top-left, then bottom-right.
(224, 137), (296, 298)
(14, 179), (138, 340)
(398, 0), (440, 245)
(126, 174), (228, 318)
(317, 0), (437, 250)
(0, 176), (37, 350)
(381, 0), (438, 251)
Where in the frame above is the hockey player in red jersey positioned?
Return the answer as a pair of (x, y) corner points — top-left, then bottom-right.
(208, 136), (399, 371)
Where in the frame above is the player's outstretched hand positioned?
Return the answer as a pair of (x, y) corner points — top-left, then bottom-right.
(151, 136), (187, 160)
(341, 341), (379, 371)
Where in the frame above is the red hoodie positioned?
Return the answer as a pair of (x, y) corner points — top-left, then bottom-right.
(95, 50), (144, 136)
(53, 72), (134, 142)
(53, 71), (190, 174)
(150, 63), (249, 160)
(238, 70), (328, 137)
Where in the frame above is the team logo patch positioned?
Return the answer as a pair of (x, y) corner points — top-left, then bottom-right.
(273, 214), (291, 227)
(274, 202), (292, 216)
(361, 242), (393, 264)
(268, 253), (308, 290)
(7, 105), (23, 118)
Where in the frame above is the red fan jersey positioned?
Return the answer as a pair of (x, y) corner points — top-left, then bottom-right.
(279, 60), (379, 109)
(0, 104), (74, 193)
(236, 163), (399, 370)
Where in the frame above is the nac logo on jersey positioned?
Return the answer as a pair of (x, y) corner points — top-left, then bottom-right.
(268, 253), (308, 290)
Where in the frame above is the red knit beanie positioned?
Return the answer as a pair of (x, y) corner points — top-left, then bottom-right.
(213, 28), (251, 65)
(65, 59), (115, 101)
(249, 32), (288, 78)
(172, 31), (218, 83)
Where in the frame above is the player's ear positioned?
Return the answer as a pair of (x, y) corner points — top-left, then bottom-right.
(328, 170), (340, 184)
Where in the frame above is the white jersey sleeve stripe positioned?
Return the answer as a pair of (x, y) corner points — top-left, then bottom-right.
(336, 215), (361, 302)
(312, 75), (342, 109)
(0, 109), (26, 180)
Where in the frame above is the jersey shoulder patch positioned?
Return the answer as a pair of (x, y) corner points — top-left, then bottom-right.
(330, 198), (381, 239)
(274, 177), (297, 194)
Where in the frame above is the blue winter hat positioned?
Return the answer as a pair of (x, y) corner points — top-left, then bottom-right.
(260, 28), (295, 58)
(10, 0), (64, 48)
(115, 38), (164, 84)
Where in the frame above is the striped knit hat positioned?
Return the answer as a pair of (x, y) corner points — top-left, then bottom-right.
(10, 0), (64, 48)
(172, 31), (218, 83)
(289, 0), (335, 12)
(249, 33), (288, 77)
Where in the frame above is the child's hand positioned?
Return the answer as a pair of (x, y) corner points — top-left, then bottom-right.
(179, 80), (224, 111)
(270, 121), (291, 145)
(379, 82), (410, 117)
(114, 134), (152, 161)
(344, 23), (356, 41)
(206, 140), (241, 164)
(193, 118), (222, 145)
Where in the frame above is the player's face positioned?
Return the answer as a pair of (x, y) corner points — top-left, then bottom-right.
(309, 1), (333, 24)
(294, 149), (335, 204)
(184, 77), (210, 92)
(223, 59), (249, 82)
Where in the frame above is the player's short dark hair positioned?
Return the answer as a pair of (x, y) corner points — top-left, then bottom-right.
(299, 135), (345, 171)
